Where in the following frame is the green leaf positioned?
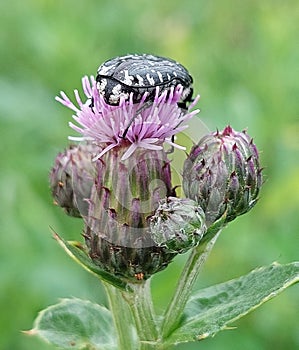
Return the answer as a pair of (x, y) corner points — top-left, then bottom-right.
(53, 231), (132, 292)
(165, 262), (299, 345)
(27, 298), (117, 350)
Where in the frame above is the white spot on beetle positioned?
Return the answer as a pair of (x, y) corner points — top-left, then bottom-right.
(136, 74), (144, 86)
(157, 71), (163, 82)
(97, 78), (107, 93)
(146, 73), (155, 85)
(98, 64), (114, 75)
(181, 87), (192, 100)
(123, 70), (134, 86)
(109, 84), (129, 104)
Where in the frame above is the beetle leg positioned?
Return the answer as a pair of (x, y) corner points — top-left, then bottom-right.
(121, 101), (153, 139)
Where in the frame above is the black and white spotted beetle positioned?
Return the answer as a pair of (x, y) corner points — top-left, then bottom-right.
(96, 54), (194, 108)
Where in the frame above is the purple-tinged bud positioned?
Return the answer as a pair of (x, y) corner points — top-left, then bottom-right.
(49, 143), (100, 217)
(84, 146), (178, 282)
(150, 197), (206, 254)
(183, 126), (263, 226)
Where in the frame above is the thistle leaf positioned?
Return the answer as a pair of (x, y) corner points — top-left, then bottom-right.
(53, 231), (132, 292)
(27, 298), (117, 350)
(165, 262), (299, 345)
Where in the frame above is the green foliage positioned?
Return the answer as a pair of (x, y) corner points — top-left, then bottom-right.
(0, 1), (298, 349)
(30, 299), (117, 350)
(165, 262), (299, 345)
(28, 263), (298, 349)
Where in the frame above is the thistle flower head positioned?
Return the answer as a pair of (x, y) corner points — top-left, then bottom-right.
(49, 143), (100, 217)
(55, 76), (200, 160)
(183, 126), (263, 225)
(84, 147), (179, 281)
(52, 70), (202, 281)
(150, 197), (206, 253)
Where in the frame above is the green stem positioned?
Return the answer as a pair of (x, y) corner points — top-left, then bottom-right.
(123, 279), (159, 349)
(104, 282), (138, 350)
(161, 230), (221, 338)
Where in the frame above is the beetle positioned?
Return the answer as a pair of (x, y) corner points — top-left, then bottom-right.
(96, 54), (194, 108)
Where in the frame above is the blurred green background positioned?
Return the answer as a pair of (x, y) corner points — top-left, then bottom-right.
(0, 1), (298, 349)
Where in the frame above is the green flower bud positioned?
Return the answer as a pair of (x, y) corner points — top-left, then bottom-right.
(84, 146), (178, 282)
(49, 143), (99, 217)
(183, 126), (263, 225)
(150, 197), (206, 253)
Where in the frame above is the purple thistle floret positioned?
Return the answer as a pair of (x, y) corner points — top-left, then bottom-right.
(56, 76), (200, 160)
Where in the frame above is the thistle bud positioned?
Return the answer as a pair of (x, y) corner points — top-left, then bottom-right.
(84, 146), (178, 281)
(150, 197), (206, 253)
(183, 126), (263, 225)
(49, 143), (99, 217)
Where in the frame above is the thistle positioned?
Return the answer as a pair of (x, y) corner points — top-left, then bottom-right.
(53, 76), (200, 281)
(34, 55), (297, 350)
(183, 126), (263, 226)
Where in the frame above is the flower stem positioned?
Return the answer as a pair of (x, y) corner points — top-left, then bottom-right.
(161, 230), (221, 338)
(123, 279), (159, 348)
(104, 282), (138, 350)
